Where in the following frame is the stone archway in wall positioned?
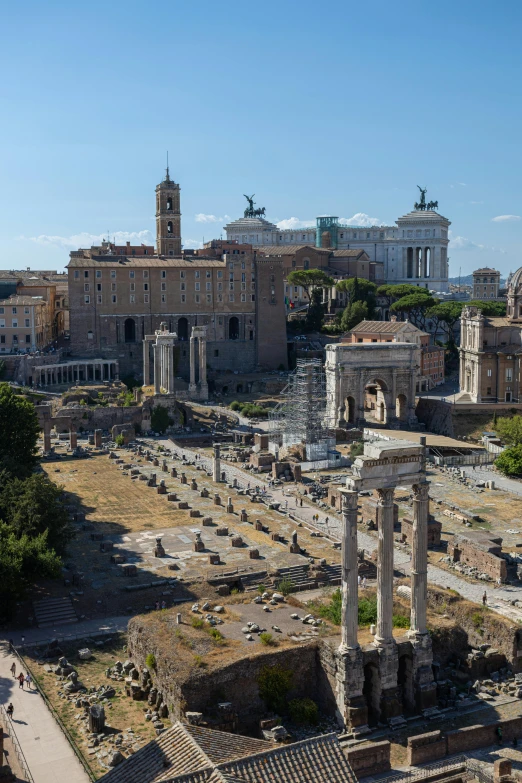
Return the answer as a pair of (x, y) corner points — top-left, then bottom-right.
(396, 393), (408, 423)
(363, 662), (381, 727)
(346, 396), (356, 425)
(363, 378), (390, 426)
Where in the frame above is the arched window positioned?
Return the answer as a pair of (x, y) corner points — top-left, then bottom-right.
(166, 197), (172, 211)
(124, 318), (136, 343)
(229, 316), (239, 340)
(178, 317), (188, 341)
(167, 221), (173, 234)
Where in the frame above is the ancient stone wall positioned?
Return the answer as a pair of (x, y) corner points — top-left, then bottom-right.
(401, 516), (442, 548)
(127, 619), (321, 726)
(346, 741), (390, 777)
(428, 587), (521, 668)
(448, 534), (507, 582)
(408, 717), (522, 765)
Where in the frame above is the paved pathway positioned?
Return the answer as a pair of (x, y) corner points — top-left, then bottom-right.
(0, 644), (90, 783)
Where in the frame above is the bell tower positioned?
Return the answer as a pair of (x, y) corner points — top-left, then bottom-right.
(156, 165), (181, 256)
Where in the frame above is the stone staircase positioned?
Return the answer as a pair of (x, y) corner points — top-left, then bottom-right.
(275, 565), (316, 591)
(33, 597), (78, 628)
(323, 563), (342, 585)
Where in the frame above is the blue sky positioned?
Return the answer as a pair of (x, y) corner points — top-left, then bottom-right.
(1, 0), (521, 276)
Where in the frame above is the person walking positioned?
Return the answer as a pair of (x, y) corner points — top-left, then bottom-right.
(6, 703), (13, 718)
(483, 590), (487, 606)
(25, 673), (32, 690)
(18, 672), (24, 689)
(10, 662), (16, 677)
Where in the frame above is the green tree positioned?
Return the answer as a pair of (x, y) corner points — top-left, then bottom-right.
(0, 473), (73, 555)
(495, 445), (522, 476)
(306, 287), (325, 330)
(0, 383), (40, 478)
(340, 300), (369, 331)
(0, 360), (5, 380)
(495, 415), (522, 446)
(468, 300), (507, 317)
(0, 523), (62, 619)
(151, 405), (172, 433)
(287, 269), (334, 301)
(426, 301), (463, 340)
(337, 277), (377, 314)
(391, 291), (437, 329)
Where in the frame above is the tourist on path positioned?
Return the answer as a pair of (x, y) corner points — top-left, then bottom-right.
(483, 591), (487, 606)
(25, 673), (32, 690)
(10, 662), (15, 677)
(6, 703), (13, 718)
(18, 672), (24, 689)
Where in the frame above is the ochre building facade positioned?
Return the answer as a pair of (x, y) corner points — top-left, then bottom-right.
(67, 171), (288, 380)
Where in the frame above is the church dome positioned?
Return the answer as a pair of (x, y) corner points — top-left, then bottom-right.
(508, 265), (522, 296)
(506, 265), (522, 319)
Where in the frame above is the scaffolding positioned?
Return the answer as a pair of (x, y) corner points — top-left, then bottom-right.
(269, 359), (334, 462)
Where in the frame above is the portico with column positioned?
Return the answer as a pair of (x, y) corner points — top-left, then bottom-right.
(34, 360), (119, 386)
(146, 322), (177, 395)
(336, 436), (437, 729)
(188, 326), (209, 401)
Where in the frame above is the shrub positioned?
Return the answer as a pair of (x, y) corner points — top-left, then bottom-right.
(209, 628), (224, 642)
(358, 595), (378, 626)
(350, 441), (364, 459)
(496, 445), (522, 476)
(288, 697), (318, 725)
(114, 434), (125, 447)
(257, 584), (266, 594)
(310, 590), (378, 627)
(392, 613), (410, 629)
(191, 617), (205, 629)
(145, 653), (156, 670)
(257, 664), (293, 712)
(193, 654), (207, 668)
(276, 577), (295, 596)
(229, 400), (241, 411)
(259, 632), (276, 646)
(472, 611), (484, 629)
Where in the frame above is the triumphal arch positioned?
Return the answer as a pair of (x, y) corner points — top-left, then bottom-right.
(325, 342), (419, 429)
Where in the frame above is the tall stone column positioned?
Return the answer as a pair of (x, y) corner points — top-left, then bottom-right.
(143, 339), (150, 385)
(213, 445), (221, 483)
(43, 421), (52, 453)
(189, 335), (197, 394)
(199, 336), (208, 400)
(340, 490), (359, 649)
(375, 487), (395, 647)
(410, 481), (429, 636)
(153, 345), (161, 394)
(374, 485), (401, 722)
(335, 488), (368, 731)
(168, 345), (175, 394)
(70, 426), (77, 450)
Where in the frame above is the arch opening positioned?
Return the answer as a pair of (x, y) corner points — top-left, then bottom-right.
(396, 393), (408, 422)
(178, 317), (188, 341)
(229, 316), (239, 340)
(363, 663), (381, 727)
(124, 318), (136, 343)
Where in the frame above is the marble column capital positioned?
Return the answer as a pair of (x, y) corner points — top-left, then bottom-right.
(376, 487), (395, 506)
(412, 482), (429, 501)
(340, 488), (358, 511)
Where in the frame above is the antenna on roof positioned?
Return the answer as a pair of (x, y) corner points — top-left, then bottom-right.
(166, 150), (169, 181)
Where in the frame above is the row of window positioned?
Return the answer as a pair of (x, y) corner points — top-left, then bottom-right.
(0, 334), (32, 343)
(74, 264), (252, 281)
(85, 280), (256, 294)
(83, 293), (256, 305)
(0, 319), (31, 328)
(0, 306), (31, 315)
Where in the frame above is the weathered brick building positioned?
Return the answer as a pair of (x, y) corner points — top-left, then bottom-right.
(67, 171), (288, 379)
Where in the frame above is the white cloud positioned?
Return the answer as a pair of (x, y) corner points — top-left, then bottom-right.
(21, 230), (154, 249)
(339, 213), (383, 227)
(195, 213), (230, 223)
(449, 182), (468, 188)
(491, 214), (521, 222)
(450, 234), (485, 251)
(276, 217), (315, 230)
(276, 213), (384, 230)
(449, 230), (507, 254)
(183, 239), (203, 250)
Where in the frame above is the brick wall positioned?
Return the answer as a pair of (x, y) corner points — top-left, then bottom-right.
(448, 535), (507, 582)
(401, 517), (442, 548)
(408, 717), (522, 765)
